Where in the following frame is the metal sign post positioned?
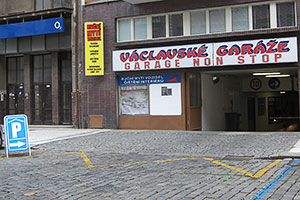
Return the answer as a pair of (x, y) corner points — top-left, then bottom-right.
(4, 115), (31, 158)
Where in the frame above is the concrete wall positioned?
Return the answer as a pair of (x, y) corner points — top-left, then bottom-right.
(201, 74), (244, 131)
(0, 0), (72, 16)
(3, 0), (34, 15)
(0, 1), (6, 16)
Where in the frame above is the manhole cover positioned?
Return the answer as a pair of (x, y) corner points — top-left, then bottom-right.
(222, 155), (253, 161)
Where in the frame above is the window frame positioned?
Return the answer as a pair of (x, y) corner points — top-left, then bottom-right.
(133, 17), (148, 40)
(231, 5), (250, 32)
(276, 1), (296, 28)
(190, 9), (207, 35)
(208, 7), (226, 34)
(252, 3), (271, 30)
(151, 15), (167, 39)
(116, 0), (296, 43)
(117, 18), (133, 42)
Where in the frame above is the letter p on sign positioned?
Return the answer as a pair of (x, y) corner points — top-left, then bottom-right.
(11, 122), (22, 138)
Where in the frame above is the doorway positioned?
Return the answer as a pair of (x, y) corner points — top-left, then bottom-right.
(7, 57), (24, 115)
(186, 73), (202, 130)
(32, 54), (52, 124)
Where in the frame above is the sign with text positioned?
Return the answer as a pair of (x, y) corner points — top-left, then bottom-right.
(85, 22), (104, 76)
(214, 37), (298, 66)
(113, 43), (213, 71)
(4, 115), (31, 157)
(0, 17), (64, 39)
(112, 37), (298, 71)
(118, 74), (182, 85)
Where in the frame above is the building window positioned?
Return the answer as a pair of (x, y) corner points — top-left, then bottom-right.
(209, 8), (225, 33)
(252, 4), (270, 29)
(118, 19), (131, 42)
(169, 13), (183, 37)
(277, 2), (295, 27)
(35, 0), (52, 10)
(134, 17), (147, 40)
(116, 1), (296, 42)
(190, 10), (206, 35)
(152, 16), (166, 38)
(232, 6), (249, 31)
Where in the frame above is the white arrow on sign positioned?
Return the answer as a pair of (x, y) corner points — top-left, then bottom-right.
(10, 141), (25, 147)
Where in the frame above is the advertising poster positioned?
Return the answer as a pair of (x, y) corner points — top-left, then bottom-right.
(119, 85), (148, 115)
(85, 22), (104, 76)
(118, 74), (182, 116)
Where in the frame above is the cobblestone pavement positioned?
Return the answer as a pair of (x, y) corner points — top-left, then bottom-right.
(0, 130), (300, 199)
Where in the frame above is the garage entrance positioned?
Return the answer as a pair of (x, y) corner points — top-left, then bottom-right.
(201, 67), (299, 131)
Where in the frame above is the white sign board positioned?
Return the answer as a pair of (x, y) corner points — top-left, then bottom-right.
(112, 37), (298, 71)
(149, 83), (182, 116)
(214, 37), (298, 66)
(113, 43), (213, 71)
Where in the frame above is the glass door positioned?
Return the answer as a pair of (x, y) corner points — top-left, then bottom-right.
(7, 57), (24, 115)
(60, 52), (72, 124)
(32, 55), (52, 124)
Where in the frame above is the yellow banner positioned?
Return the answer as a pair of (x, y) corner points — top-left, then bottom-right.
(85, 22), (104, 76)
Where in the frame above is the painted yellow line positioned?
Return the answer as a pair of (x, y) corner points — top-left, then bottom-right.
(0, 151), (95, 168)
(252, 159), (282, 178)
(95, 157), (201, 168)
(202, 157), (254, 177)
(0, 151), (282, 179)
(1, 151), (96, 168)
(80, 152), (95, 168)
(202, 157), (282, 178)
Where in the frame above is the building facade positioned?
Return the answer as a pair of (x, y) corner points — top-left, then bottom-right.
(2, 0), (299, 131)
(81, 0), (300, 131)
(0, 0), (73, 125)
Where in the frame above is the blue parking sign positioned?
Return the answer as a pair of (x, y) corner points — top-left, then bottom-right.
(4, 115), (31, 157)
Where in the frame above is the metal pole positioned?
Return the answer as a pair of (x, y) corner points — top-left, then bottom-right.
(71, 0), (81, 128)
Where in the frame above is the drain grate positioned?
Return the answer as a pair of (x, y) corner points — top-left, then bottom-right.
(222, 155), (253, 161)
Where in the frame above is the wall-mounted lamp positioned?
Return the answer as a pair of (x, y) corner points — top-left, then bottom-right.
(212, 75), (220, 84)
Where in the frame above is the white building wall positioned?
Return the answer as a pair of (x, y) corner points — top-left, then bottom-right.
(201, 74), (244, 131)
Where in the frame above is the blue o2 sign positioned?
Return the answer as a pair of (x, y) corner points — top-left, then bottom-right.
(4, 115), (31, 157)
(0, 17), (64, 39)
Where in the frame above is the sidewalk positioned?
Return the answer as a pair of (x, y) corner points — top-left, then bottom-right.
(28, 126), (109, 146)
(3, 126), (300, 157)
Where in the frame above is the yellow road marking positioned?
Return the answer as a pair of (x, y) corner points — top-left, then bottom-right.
(202, 157), (282, 178)
(1, 151), (96, 168)
(0, 151), (282, 179)
(80, 152), (95, 168)
(252, 159), (282, 178)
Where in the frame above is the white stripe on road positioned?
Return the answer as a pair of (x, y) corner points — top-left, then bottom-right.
(289, 139), (300, 153)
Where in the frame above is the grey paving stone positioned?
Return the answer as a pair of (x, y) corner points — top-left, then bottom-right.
(0, 130), (299, 199)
